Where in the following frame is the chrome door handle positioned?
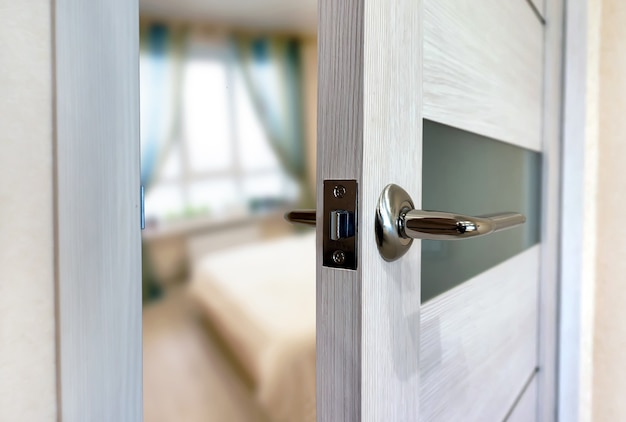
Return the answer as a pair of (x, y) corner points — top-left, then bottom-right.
(285, 207), (524, 235)
(376, 184), (525, 261)
(285, 183), (526, 263)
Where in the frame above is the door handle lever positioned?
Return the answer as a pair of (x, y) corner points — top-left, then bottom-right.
(376, 184), (526, 261)
(285, 210), (316, 226)
(285, 207), (524, 236)
(285, 209), (355, 241)
(285, 183), (526, 263)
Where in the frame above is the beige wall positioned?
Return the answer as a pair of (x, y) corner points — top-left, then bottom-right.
(591, 0), (626, 420)
(0, 1), (57, 420)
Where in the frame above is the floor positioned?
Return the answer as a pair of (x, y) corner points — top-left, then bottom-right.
(143, 288), (267, 422)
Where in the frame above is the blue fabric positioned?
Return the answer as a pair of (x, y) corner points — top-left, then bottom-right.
(141, 24), (169, 189)
(236, 37), (307, 189)
(140, 24), (171, 302)
(283, 39), (305, 175)
(251, 38), (269, 62)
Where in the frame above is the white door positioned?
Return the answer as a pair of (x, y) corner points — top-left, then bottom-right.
(312, 0), (562, 420)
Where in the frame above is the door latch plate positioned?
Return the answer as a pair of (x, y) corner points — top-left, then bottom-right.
(323, 180), (357, 270)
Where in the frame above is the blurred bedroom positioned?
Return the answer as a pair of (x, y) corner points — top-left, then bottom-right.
(138, 1), (317, 421)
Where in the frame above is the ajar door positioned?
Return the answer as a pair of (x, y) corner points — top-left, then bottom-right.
(313, 0), (561, 420)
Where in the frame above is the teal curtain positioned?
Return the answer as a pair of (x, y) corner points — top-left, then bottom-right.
(140, 23), (186, 191)
(141, 24), (168, 189)
(140, 23), (187, 302)
(234, 36), (314, 207)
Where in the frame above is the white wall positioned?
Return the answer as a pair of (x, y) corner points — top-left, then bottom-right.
(0, 1), (57, 420)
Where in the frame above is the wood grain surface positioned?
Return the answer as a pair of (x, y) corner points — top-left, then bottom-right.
(317, 0), (422, 420)
(420, 247), (540, 422)
(54, 0), (143, 420)
(423, 0), (543, 151)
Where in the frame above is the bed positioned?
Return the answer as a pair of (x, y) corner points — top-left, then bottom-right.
(188, 232), (316, 422)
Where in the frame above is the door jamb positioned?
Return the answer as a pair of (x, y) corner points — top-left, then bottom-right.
(53, 0), (143, 419)
(558, 0), (597, 420)
(537, 0), (564, 420)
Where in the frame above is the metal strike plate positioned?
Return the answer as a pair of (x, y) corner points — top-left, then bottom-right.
(323, 180), (357, 270)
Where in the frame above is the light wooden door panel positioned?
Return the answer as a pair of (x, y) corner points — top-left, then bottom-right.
(507, 375), (539, 422)
(528, 0), (545, 21)
(317, 0), (422, 419)
(361, 0), (423, 419)
(423, 0), (544, 151)
(315, 0), (559, 420)
(316, 1), (365, 419)
(420, 246), (539, 421)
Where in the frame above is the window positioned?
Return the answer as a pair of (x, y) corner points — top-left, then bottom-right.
(141, 36), (299, 225)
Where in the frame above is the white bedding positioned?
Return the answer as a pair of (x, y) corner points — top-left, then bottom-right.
(189, 233), (316, 422)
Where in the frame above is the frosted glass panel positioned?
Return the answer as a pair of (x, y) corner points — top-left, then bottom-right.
(421, 120), (541, 303)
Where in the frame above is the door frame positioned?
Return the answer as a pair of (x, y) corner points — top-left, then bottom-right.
(540, 0), (565, 420)
(558, 0), (597, 420)
(49, 0), (588, 420)
(53, 0), (142, 420)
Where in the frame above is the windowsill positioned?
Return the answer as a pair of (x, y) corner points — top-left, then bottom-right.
(141, 208), (291, 241)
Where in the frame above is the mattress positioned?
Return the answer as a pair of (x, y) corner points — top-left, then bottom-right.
(188, 233), (316, 422)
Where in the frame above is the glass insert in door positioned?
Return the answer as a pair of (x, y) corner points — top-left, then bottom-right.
(421, 120), (542, 303)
